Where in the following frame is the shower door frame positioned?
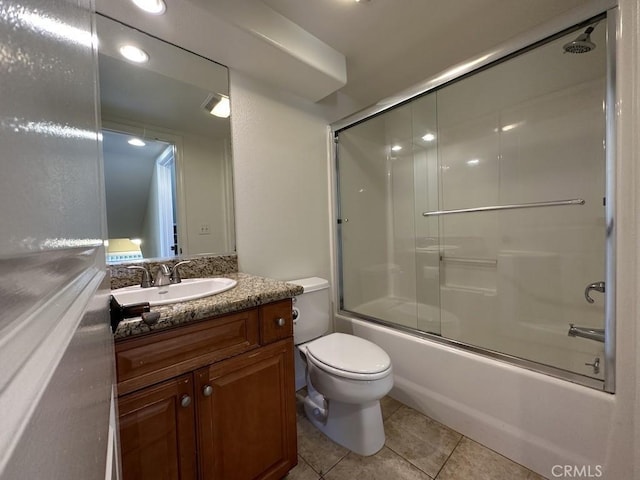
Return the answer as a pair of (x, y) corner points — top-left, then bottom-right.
(331, 6), (617, 393)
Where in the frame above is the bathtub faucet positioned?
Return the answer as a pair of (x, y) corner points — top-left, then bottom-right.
(567, 324), (605, 343)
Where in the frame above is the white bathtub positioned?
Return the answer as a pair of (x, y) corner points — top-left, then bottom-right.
(334, 313), (616, 478)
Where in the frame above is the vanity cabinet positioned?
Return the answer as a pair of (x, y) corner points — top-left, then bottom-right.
(115, 299), (297, 480)
(118, 374), (197, 480)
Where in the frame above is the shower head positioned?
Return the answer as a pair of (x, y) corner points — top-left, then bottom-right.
(563, 25), (597, 54)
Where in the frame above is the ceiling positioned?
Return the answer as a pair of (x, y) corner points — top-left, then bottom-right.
(261, 0), (591, 108)
(97, 0), (604, 116)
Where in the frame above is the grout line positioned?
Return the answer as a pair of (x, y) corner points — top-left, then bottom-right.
(432, 435), (464, 479)
(321, 450), (351, 478)
(383, 443), (435, 479)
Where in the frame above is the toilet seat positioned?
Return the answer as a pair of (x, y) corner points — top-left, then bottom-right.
(304, 333), (392, 381)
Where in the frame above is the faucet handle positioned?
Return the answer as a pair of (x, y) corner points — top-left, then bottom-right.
(171, 260), (192, 284)
(584, 281), (605, 304)
(127, 265), (152, 288)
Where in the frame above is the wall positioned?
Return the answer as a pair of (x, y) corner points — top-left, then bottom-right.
(230, 71), (331, 281)
(614, 0), (640, 475)
(142, 162), (161, 258)
(182, 134), (234, 255)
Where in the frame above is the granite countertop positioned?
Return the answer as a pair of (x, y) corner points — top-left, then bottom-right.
(113, 272), (303, 340)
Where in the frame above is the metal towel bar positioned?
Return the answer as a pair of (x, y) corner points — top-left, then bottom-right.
(422, 198), (585, 217)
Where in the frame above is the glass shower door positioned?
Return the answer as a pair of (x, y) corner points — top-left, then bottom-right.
(338, 103), (424, 332)
(336, 15), (610, 385)
(432, 24), (606, 379)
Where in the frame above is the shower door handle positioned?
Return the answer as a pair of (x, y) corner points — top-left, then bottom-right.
(584, 281), (605, 304)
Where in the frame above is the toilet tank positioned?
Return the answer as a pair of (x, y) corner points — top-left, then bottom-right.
(288, 277), (330, 345)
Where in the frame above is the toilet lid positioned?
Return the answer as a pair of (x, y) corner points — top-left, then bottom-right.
(305, 333), (391, 377)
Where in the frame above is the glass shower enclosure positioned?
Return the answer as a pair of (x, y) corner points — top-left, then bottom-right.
(334, 14), (614, 391)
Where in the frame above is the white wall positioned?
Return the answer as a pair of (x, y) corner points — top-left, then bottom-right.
(141, 162), (161, 258)
(230, 71), (331, 281)
(182, 134), (234, 255)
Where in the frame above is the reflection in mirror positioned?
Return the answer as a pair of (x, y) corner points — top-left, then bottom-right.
(96, 14), (235, 264)
(103, 130), (177, 261)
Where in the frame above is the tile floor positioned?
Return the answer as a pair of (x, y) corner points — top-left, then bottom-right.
(286, 393), (547, 480)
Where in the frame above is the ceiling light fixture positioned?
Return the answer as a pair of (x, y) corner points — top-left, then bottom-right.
(128, 138), (146, 147)
(467, 158), (480, 166)
(203, 94), (231, 118)
(391, 145), (402, 152)
(119, 45), (149, 63)
(131, 0), (166, 15)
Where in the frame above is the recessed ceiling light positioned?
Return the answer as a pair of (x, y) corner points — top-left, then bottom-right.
(119, 45), (149, 63)
(128, 138), (146, 147)
(391, 145), (402, 152)
(422, 133), (436, 142)
(131, 0), (166, 14)
(467, 158), (480, 166)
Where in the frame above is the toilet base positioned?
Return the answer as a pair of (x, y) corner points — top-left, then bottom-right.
(303, 393), (385, 456)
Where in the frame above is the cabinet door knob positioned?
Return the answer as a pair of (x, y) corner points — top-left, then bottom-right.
(180, 395), (192, 408)
(202, 385), (213, 397)
(275, 317), (286, 327)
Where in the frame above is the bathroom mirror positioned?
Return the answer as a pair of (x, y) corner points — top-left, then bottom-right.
(96, 14), (235, 263)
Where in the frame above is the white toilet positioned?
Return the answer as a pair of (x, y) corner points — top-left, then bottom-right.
(289, 277), (393, 456)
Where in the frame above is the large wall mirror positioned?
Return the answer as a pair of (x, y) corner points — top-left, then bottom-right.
(96, 14), (235, 263)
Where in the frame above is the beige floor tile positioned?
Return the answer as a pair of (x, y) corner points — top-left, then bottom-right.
(284, 456), (323, 480)
(296, 406), (349, 475)
(380, 395), (403, 420)
(384, 406), (462, 477)
(436, 437), (547, 480)
(324, 447), (434, 480)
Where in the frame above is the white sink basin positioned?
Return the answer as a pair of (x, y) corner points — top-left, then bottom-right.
(112, 277), (237, 306)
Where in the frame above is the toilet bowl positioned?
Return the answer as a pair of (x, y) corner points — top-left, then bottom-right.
(289, 277), (394, 456)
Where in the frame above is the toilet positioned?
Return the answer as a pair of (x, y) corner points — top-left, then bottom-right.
(289, 277), (393, 456)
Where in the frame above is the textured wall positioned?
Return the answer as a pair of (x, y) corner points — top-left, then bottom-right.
(230, 71), (331, 282)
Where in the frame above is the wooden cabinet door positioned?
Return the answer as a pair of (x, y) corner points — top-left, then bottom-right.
(195, 340), (297, 480)
(118, 374), (197, 480)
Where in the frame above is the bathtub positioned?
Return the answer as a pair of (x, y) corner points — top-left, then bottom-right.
(334, 312), (616, 478)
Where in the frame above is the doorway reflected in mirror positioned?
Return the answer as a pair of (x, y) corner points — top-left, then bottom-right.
(103, 130), (177, 263)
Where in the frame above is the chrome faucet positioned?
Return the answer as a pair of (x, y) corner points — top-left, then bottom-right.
(127, 261), (192, 288)
(568, 324), (605, 343)
(154, 264), (172, 287)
